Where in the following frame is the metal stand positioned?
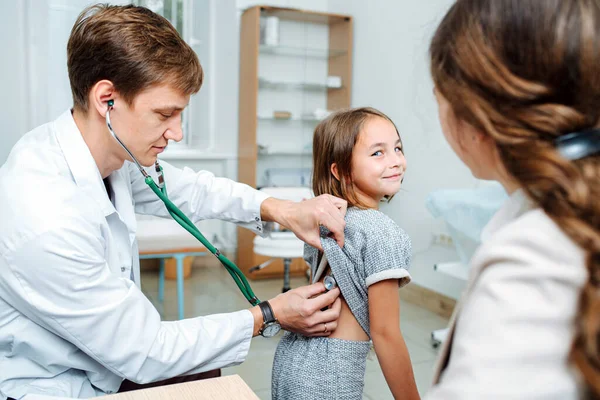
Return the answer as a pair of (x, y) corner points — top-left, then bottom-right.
(249, 257), (293, 293)
(431, 328), (449, 349)
(248, 258), (275, 273)
(141, 250), (208, 320)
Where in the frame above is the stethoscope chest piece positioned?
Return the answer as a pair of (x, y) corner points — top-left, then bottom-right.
(324, 275), (337, 291)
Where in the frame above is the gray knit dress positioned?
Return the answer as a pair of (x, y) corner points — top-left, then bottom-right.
(271, 208), (412, 400)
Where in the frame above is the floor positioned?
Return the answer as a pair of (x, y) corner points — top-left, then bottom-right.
(140, 259), (449, 399)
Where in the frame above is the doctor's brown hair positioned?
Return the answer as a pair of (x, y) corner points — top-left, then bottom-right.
(67, 4), (202, 112)
(431, 0), (600, 396)
(312, 107), (403, 208)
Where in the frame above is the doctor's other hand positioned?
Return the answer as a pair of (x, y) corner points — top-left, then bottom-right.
(264, 282), (341, 337)
(261, 195), (347, 250)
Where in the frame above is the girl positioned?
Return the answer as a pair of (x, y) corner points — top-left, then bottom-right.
(271, 107), (420, 400)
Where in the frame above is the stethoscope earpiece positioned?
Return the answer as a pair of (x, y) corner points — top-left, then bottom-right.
(107, 99), (114, 108)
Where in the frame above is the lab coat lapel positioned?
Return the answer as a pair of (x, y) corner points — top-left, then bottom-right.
(55, 110), (139, 283)
(108, 165), (137, 246)
(54, 110), (115, 217)
(107, 166), (139, 283)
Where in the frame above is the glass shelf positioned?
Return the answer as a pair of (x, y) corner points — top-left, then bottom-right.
(258, 78), (341, 91)
(258, 150), (313, 156)
(259, 44), (346, 58)
(257, 114), (321, 122)
(257, 145), (312, 156)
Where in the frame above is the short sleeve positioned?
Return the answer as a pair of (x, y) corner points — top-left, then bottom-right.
(361, 214), (412, 288)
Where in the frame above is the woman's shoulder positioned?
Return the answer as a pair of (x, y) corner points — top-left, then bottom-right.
(472, 207), (586, 283)
(449, 208), (586, 400)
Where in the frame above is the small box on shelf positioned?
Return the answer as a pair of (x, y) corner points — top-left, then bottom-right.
(326, 75), (342, 88)
(273, 111), (292, 119)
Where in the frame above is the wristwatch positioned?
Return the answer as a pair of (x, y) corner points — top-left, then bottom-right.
(258, 300), (281, 338)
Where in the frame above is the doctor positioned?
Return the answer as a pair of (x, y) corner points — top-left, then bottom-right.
(426, 0), (600, 398)
(0, 4), (344, 399)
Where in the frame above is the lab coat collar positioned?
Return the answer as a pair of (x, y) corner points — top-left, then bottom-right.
(109, 165), (138, 243)
(54, 109), (115, 217)
(480, 188), (533, 242)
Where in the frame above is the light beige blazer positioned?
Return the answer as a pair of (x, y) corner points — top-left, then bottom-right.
(425, 190), (587, 399)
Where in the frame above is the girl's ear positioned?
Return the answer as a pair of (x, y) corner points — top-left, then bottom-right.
(330, 163), (340, 181)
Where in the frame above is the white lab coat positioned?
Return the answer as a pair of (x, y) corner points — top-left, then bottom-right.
(0, 110), (270, 399)
(426, 190), (587, 399)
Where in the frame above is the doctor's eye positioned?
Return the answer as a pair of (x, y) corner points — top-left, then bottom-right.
(159, 113), (173, 120)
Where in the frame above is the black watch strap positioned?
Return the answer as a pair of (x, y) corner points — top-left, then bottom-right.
(258, 301), (276, 323)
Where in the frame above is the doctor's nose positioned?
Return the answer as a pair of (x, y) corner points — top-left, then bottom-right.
(164, 116), (183, 142)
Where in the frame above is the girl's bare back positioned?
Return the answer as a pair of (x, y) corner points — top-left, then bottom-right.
(319, 274), (369, 342)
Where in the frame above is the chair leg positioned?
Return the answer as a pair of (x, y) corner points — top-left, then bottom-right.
(282, 258), (291, 293)
(175, 254), (185, 320)
(158, 259), (165, 303)
(249, 258), (275, 273)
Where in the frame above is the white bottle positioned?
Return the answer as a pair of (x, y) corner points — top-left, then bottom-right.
(264, 16), (279, 46)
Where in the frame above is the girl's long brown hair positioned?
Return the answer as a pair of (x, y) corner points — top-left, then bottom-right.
(430, 0), (600, 396)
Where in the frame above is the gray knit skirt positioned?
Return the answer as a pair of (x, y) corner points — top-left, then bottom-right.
(271, 331), (372, 400)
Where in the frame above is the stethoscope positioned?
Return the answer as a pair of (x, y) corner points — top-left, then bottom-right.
(105, 100), (261, 306)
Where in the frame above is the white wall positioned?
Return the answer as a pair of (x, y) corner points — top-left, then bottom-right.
(0, 0), (130, 166)
(0, 1), (29, 165)
(327, 0), (478, 299)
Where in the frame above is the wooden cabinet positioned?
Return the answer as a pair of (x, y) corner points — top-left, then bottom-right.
(237, 5), (353, 279)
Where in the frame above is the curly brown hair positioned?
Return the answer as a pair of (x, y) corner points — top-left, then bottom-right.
(430, 0), (600, 396)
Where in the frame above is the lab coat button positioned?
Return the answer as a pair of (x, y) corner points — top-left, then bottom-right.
(255, 217), (260, 221)
(121, 266), (126, 272)
(257, 227), (262, 231)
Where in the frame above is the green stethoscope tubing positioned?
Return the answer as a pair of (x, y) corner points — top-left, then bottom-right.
(145, 171), (260, 306)
(106, 100), (260, 307)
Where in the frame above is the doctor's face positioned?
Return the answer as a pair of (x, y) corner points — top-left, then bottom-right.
(113, 84), (189, 167)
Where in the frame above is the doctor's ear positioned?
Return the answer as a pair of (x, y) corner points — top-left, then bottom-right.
(89, 80), (117, 117)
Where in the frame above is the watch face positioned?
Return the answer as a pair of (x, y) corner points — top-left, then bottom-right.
(262, 322), (281, 337)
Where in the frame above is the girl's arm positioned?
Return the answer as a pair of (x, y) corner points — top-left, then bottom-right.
(369, 280), (420, 400)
